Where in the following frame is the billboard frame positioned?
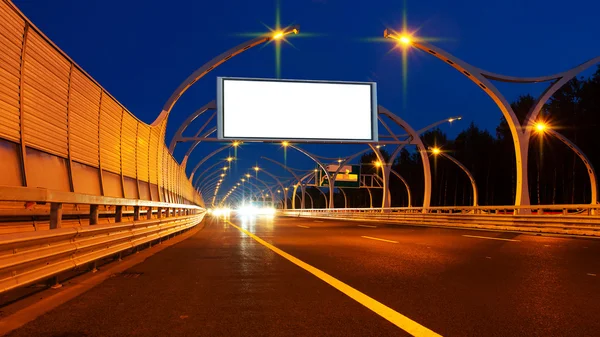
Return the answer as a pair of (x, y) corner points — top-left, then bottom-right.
(216, 77), (378, 143)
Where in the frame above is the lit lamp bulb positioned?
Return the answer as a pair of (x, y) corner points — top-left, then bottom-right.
(535, 122), (547, 132)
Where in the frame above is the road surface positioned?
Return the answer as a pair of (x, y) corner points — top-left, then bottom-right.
(7, 215), (600, 336)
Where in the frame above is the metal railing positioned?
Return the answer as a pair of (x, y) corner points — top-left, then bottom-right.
(0, 185), (205, 293)
(281, 204), (600, 237)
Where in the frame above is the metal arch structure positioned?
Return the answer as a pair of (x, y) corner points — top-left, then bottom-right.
(371, 115), (459, 209)
(260, 157), (309, 209)
(191, 145), (232, 182)
(385, 30), (600, 211)
(168, 101), (216, 155)
(152, 26), (300, 128)
(338, 188), (348, 208)
(193, 160), (230, 186)
(249, 176), (275, 206)
(195, 169), (227, 191)
(287, 145), (334, 208)
(245, 180), (266, 201)
(378, 105), (433, 210)
(253, 169), (289, 209)
(542, 129), (598, 206)
(389, 168), (412, 207)
(431, 149), (479, 207)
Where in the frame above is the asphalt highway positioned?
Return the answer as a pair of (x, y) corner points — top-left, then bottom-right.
(7, 215), (600, 336)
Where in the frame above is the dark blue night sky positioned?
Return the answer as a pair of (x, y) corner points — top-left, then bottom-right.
(14, 0), (600, 201)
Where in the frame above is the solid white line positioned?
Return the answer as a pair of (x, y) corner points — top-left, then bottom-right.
(462, 235), (520, 242)
(227, 221), (440, 336)
(358, 225), (377, 228)
(588, 273), (597, 277)
(361, 236), (398, 244)
(297, 225), (310, 229)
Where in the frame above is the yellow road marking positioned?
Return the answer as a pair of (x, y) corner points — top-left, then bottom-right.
(462, 235), (519, 242)
(361, 236), (398, 244)
(226, 220), (440, 336)
(358, 225), (377, 228)
(297, 225), (310, 229)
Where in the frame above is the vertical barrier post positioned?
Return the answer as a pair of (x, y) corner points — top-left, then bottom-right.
(147, 207), (153, 219)
(133, 206), (141, 221)
(50, 203), (63, 229)
(90, 205), (99, 225)
(157, 207), (163, 219)
(115, 205), (123, 223)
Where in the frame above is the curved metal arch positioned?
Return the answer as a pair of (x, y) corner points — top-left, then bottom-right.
(245, 180), (266, 200)
(389, 168), (412, 207)
(196, 169), (226, 190)
(251, 176), (275, 203)
(378, 105), (432, 210)
(181, 127), (218, 168)
(304, 191), (314, 209)
(153, 26), (299, 127)
(387, 32), (600, 209)
(545, 129), (597, 205)
(287, 145), (335, 208)
(338, 188), (348, 208)
(199, 174), (223, 193)
(436, 151), (478, 207)
(261, 156), (307, 209)
(190, 145), (232, 182)
(255, 169), (288, 209)
(366, 188), (373, 208)
(380, 116), (462, 139)
(193, 160), (228, 186)
(168, 101), (216, 153)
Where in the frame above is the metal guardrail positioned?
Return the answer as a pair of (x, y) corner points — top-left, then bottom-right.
(0, 214), (204, 293)
(283, 204), (600, 215)
(281, 205), (600, 237)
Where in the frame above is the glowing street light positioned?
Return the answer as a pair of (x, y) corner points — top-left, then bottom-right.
(220, 173), (225, 177)
(253, 166), (260, 172)
(223, 167), (228, 171)
(373, 161), (382, 168)
(271, 26), (299, 41)
(399, 35), (412, 45)
(282, 141), (289, 147)
(232, 141), (241, 147)
(431, 147), (442, 155)
(535, 122), (548, 132)
(245, 173), (251, 178)
(383, 29), (414, 46)
(226, 157), (234, 162)
(241, 179), (245, 182)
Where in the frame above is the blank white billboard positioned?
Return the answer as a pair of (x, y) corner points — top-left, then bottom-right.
(217, 77), (377, 142)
